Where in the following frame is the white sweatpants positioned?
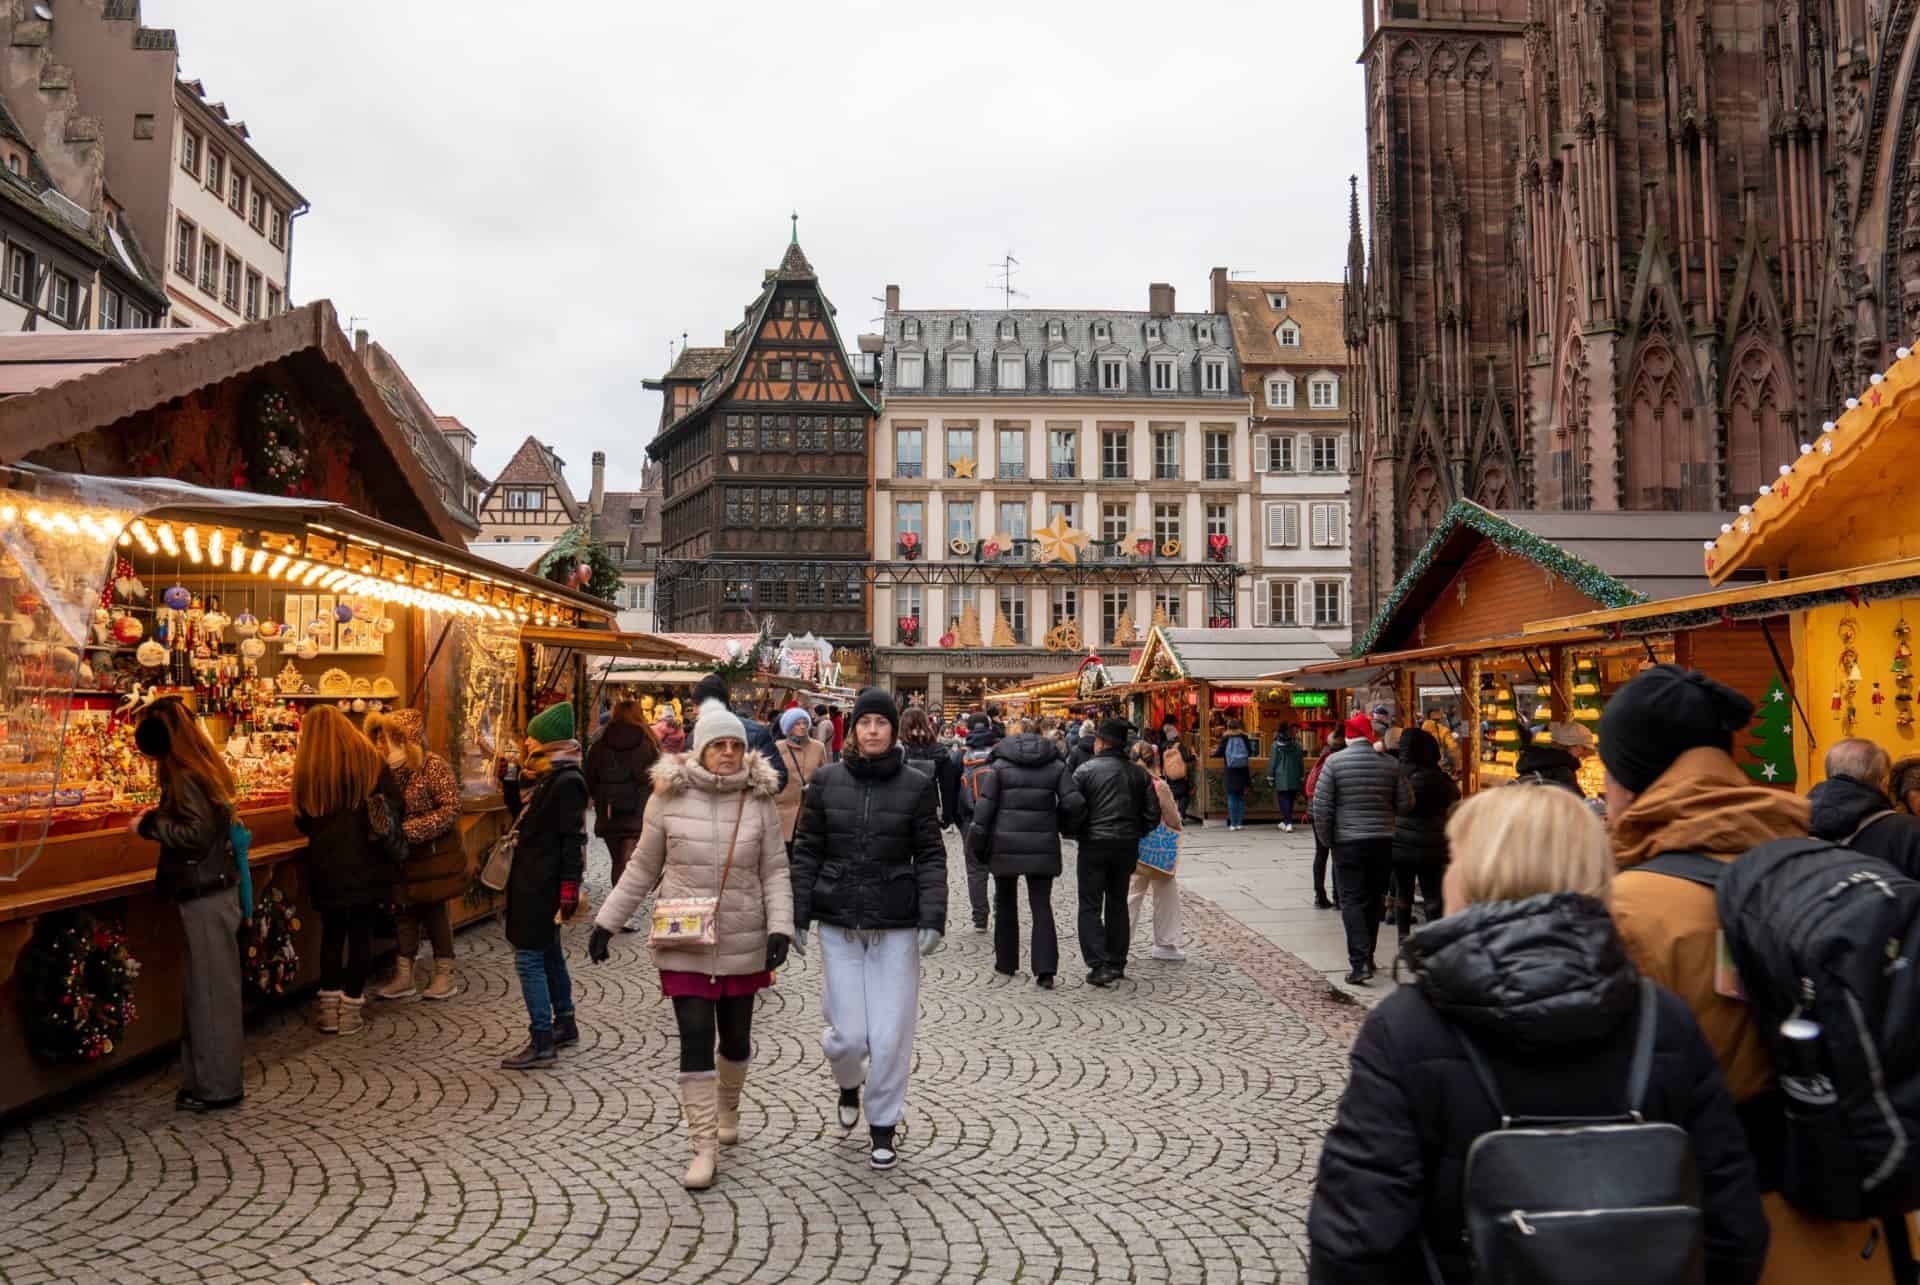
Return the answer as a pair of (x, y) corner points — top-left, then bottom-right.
(1127, 872), (1182, 951)
(819, 924), (920, 1129)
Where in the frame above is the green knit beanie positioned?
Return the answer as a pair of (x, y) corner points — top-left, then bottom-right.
(526, 701), (575, 745)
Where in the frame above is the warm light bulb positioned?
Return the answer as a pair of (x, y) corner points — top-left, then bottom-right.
(267, 554), (290, 580)
(230, 543), (247, 572)
(208, 529), (224, 564)
(302, 564), (326, 586)
(182, 526), (202, 564)
(249, 549), (268, 575)
(155, 524), (178, 556)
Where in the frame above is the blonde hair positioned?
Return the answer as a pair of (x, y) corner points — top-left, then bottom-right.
(293, 705), (383, 818)
(362, 711), (424, 773)
(1445, 785), (1612, 907)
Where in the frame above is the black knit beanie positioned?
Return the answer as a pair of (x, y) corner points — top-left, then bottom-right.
(134, 713), (171, 759)
(851, 686), (898, 733)
(692, 674), (730, 708)
(1597, 663), (1754, 793)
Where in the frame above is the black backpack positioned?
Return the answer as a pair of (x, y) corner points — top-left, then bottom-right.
(1643, 838), (1920, 1224)
(1443, 976), (1706, 1284)
(594, 744), (646, 816)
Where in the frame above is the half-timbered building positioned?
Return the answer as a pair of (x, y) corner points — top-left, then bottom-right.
(645, 233), (878, 640)
(475, 435), (580, 547)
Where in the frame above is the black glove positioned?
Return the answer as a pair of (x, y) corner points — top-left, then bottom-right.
(765, 932), (790, 971)
(588, 926), (612, 964)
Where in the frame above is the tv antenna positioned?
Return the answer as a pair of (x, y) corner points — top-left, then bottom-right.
(871, 294), (888, 327)
(988, 253), (1026, 309)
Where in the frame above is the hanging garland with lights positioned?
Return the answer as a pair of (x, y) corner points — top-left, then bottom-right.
(1350, 501), (1648, 657)
(242, 388), (313, 497)
(16, 910), (141, 1063)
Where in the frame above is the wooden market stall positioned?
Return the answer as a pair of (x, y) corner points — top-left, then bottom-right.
(1529, 345), (1920, 788)
(982, 668), (1082, 720)
(1275, 503), (1751, 796)
(1120, 627), (1339, 819)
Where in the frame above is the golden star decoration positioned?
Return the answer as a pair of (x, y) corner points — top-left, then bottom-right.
(1033, 513), (1091, 563)
(947, 455), (977, 479)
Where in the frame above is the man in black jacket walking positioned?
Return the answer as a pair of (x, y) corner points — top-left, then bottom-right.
(1809, 737), (1920, 876)
(967, 726), (1070, 987)
(1065, 718), (1161, 987)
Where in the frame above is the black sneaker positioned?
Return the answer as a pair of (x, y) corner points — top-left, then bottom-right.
(1364, 960), (1378, 981)
(1344, 969), (1370, 986)
(870, 1124), (899, 1170)
(553, 1012), (580, 1048)
(837, 1086), (861, 1130)
(1313, 896), (1334, 910)
(1035, 974), (1054, 990)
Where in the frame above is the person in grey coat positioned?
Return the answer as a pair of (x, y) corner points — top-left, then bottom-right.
(1310, 712), (1402, 986)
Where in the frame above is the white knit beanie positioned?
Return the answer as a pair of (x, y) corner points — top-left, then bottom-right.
(691, 699), (747, 759)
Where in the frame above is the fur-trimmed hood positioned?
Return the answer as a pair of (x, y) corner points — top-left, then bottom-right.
(649, 749), (780, 798)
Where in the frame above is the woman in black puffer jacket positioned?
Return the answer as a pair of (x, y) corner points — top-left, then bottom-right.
(965, 728), (1068, 984)
(789, 688), (947, 1171)
(1390, 726), (1457, 942)
(1308, 786), (1767, 1285)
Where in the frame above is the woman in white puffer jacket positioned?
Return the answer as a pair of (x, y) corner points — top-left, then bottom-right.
(588, 701), (793, 1192)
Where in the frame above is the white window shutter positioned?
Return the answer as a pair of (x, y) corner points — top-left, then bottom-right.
(1333, 504), (1346, 548)
(1253, 433), (1267, 471)
(1310, 504), (1328, 548)
(1255, 578), (1270, 627)
(1285, 505), (1300, 547)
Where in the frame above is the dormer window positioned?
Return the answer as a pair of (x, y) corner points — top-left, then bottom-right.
(947, 353), (975, 390)
(953, 318), (970, 342)
(1278, 323), (1300, 347)
(1145, 321), (1161, 342)
(1092, 321), (1111, 343)
(998, 318), (1015, 341)
(998, 354), (1024, 389)
(1202, 358), (1228, 393)
(1151, 357), (1176, 392)
(1197, 322), (1214, 344)
(1047, 319), (1064, 342)
(1267, 291), (1289, 311)
(902, 318), (920, 342)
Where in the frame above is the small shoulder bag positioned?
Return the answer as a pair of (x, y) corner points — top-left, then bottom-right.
(650, 793), (748, 948)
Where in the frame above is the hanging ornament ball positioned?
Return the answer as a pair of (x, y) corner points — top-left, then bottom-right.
(376, 616), (397, 635)
(93, 606), (109, 625)
(201, 611), (229, 634)
(12, 590), (41, 615)
(233, 611), (258, 636)
(353, 602), (375, 621)
(111, 615), (144, 644)
(351, 698), (367, 713)
(239, 638), (266, 660)
(306, 618), (328, 638)
(135, 640), (167, 668)
(256, 619), (281, 639)
(334, 603), (354, 624)
(162, 584), (191, 611)
(296, 639), (319, 661)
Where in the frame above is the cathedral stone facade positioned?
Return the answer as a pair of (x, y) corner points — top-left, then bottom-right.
(1346, 0), (1920, 626)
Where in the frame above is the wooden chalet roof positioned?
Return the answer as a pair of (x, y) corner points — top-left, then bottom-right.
(1134, 626), (1339, 682)
(0, 301), (466, 545)
(1353, 501), (1738, 656)
(1222, 280), (1346, 368)
(485, 435), (582, 520)
(647, 235), (880, 457)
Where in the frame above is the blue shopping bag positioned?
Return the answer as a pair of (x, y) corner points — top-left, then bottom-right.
(1136, 823), (1179, 879)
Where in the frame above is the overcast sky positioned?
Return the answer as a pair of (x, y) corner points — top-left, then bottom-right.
(148, 1), (1367, 493)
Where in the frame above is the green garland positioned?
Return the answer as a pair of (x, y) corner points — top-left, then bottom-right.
(1351, 500), (1648, 657)
(1586, 575), (1920, 641)
(16, 910), (141, 1063)
(537, 526), (623, 601)
(243, 887), (300, 1000)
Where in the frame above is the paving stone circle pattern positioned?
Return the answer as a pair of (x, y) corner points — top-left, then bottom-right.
(0, 831), (1359, 1284)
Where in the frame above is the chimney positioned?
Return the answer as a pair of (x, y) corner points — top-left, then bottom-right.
(353, 328), (369, 360)
(1149, 282), (1175, 316)
(885, 284), (900, 312)
(589, 450), (606, 520)
(1210, 267), (1230, 314)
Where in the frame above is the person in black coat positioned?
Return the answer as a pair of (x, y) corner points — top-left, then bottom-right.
(1064, 718), (1096, 776)
(966, 729), (1070, 986)
(1390, 726), (1457, 942)
(1309, 785), (1768, 1285)
(692, 673), (786, 791)
(1809, 737), (1920, 878)
(789, 687), (947, 1170)
(899, 706), (959, 828)
(292, 705), (407, 1039)
(499, 700), (590, 1071)
(1064, 717), (1162, 987)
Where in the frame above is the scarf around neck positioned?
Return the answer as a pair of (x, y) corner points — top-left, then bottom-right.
(523, 739), (583, 780)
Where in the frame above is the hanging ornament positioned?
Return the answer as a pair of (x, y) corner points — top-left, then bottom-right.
(239, 637), (266, 661)
(334, 602), (354, 624)
(296, 639), (319, 661)
(233, 610), (259, 637)
(135, 640), (167, 668)
(201, 611), (229, 634)
(111, 614), (143, 645)
(1873, 681), (1887, 711)
(375, 616), (396, 636)
(352, 601), (375, 621)
(256, 618), (282, 640)
(162, 584), (191, 611)
(1832, 688), (1844, 713)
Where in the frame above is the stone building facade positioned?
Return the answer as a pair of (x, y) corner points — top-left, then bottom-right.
(1347, 0), (1920, 626)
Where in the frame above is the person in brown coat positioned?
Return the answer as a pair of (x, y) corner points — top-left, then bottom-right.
(366, 709), (463, 1002)
(771, 706), (829, 847)
(584, 696), (660, 927)
(1601, 664), (1897, 1285)
(586, 701), (792, 1191)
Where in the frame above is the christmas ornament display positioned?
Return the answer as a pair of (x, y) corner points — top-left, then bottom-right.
(1837, 616), (1862, 734)
(239, 637), (266, 661)
(1896, 619), (1914, 728)
(243, 886), (300, 999)
(161, 584), (190, 611)
(246, 387), (312, 496)
(16, 911), (141, 1063)
(135, 640), (167, 668)
(111, 614), (143, 644)
(233, 610), (259, 637)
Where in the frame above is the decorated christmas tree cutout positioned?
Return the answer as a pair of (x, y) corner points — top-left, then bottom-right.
(989, 602), (1017, 648)
(1741, 676), (1797, 785)
(955, 601), (983, 648)
(1110, 609), (1135, 649)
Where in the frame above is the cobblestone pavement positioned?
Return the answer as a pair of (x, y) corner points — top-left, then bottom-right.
(0, 830), (1361, 1285)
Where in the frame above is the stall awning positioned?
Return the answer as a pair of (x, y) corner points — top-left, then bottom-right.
(1524, 556), (1920, 638)
(1265, 627), (1609, 683)
(522, 625), (708, 663)
(599, 668), (708, 685)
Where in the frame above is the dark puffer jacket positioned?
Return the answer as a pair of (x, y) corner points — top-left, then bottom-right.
(584, 720), (657, 839)
(1308, 893), (1768, 1285)
(297, 767), (407, 912)
(502, 764), (588, 950)
(1310, 742), (1401, 843)
(965, 732), (1069, 878)
(1808, 772), (1920, 879)
(1392, 762), (1458, 868)
(903, 739), (960, 829)
(790, 745), (947, 933)
(1065, 747), (1159, 845)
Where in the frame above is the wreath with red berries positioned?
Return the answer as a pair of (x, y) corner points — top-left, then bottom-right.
(243, 886), (301, 1000)
(16, 910), (141, 1063)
